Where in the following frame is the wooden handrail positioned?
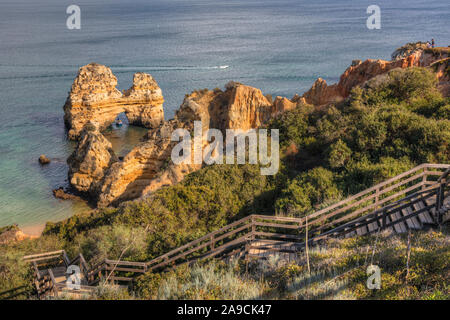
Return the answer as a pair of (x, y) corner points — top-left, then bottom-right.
(23, 250), (65, 260)
(308, 164), (447, 221)
(0, 285), (33, 300)
(307, 165), (448, 229)
(24, 163), (449, 290)
(316, 188), (439, 240)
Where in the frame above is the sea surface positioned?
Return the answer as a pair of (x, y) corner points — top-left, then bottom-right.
(0, 0), (449, 233)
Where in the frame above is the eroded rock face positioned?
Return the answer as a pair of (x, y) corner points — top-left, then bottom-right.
(432, 57), (450, 96)
(272, 97), (297, 115)
(0, 225), (36, 244)
(302, 78), (342, 106)
(123, 73), (165, 128)
(64, 63), (164, 140)
(225, 83), (273, 130)
(74, 82), (299, 207)
(302, 46), (450, 106)
(67, 44), (450, 208)
(68, 125), (118, 196)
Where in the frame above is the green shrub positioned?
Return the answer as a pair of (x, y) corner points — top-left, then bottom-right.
(328, 140), (352, 169)
(135, 261), (264, 300)
(276, 167), (341, 216)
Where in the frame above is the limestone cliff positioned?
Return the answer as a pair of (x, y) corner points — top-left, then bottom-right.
(71, 82), (298, 207)
(64, 63), (164, 140)
(67, 124), (118, 196)
(67, 43), (450, 208)
(431, 56), (450, 97)
(0, 225), (37, 244)
(302, 46), (450, 106)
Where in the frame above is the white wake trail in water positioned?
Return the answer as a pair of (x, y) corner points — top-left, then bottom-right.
(111, 65), (230, 71)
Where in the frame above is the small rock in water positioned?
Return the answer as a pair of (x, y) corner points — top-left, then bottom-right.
(52, 187), (82, 201)
(39, 154), (51, 165)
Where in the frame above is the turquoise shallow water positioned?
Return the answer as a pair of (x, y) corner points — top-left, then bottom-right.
(0, 0), (449, 231)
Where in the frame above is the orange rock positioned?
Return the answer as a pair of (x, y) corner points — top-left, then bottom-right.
(64, 63), (164, 140)
(302, 45), (450, 106)
(79, 82), (294, 207)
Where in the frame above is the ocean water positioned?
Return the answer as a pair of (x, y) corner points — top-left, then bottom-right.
(0, 0), (449, 232)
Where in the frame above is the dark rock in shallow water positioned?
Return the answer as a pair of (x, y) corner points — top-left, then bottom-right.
(52, 187), (82, 201)
(39, 154), (51, 165)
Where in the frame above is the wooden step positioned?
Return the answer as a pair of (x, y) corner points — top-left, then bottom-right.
(390, 211), (408, 233)
(367, 220), (379, 233)
(425, 198), (437, 219)
(384, 215), (395, 233)
(345, 231), (356, 238)
(413, 200), (435, 224)
(51, 266), (68, 277)
(356, 224), (368, 236)
(402, 207), (421, 230)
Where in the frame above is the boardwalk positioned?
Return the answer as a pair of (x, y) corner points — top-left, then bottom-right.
(2, 163), (448, 299)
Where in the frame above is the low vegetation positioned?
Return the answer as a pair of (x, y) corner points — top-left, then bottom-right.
(135, 227), (450, 300)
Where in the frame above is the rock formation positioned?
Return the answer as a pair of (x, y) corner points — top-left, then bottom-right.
(64, 63), (164, 140)
(431, 56), (450, 97)
(38, 154), (51, 165)
(302, 46), (450, 106)
(66, 43), (450, 208)
(52, 188), (83, 201)
(97, 82), (284, 206)
(67, 124), (118, 196)
(68, 81), (299, 207)
(0, 225), (36, 244)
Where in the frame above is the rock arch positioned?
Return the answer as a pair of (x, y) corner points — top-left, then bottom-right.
(63, 63), (164, 140)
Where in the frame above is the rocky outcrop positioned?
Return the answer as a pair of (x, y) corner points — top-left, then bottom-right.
(391, 42), (429, 61)
(96, 120), (201, 207)
(52, 187), (83, 201)
(302, 45), (450, 106)
(431, 56), (450, 96)
(0, 225), (36, 244)
(70, 81), (299, 207)
(272, 97), (297, 115)
(38, 154), (51, 165)
(64, 63), (164, 140)
(302, 78), (342, 106)
(67, 124), (118, 196)
(225, 83), (273, 130)
(67, 43), (450, 208)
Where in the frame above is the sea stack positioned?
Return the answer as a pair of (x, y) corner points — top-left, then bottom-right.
(63, 63), (165, 140)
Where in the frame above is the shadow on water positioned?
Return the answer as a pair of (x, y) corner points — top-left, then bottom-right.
(103, 112), (148, 157)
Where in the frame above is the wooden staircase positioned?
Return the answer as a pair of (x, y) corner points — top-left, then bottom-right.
(3, 163), (448, 299)
(21, 250), (105, 299)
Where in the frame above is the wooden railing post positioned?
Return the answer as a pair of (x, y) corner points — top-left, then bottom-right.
(436, 181), (445, 225)
(62, 251), (70, 267)
(48, 269), (58, 297)
(210, 235), (215, 250)
(251, 216), (255, 241)
(375, 187), (380, 208)
(422, 167), (427, 190)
